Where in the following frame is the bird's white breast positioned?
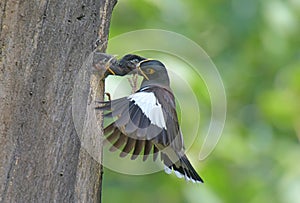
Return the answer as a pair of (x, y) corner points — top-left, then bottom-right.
(128, 92), (167, 129)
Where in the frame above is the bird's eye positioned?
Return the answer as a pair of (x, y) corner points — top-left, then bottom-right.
(147, 68), (155, 74)
(131, 59), (139, 63)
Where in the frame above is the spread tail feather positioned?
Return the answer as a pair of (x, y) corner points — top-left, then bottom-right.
(161, 152), (203, 183)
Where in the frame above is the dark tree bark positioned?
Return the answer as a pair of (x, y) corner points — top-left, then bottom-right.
(0, 0), (116, 202)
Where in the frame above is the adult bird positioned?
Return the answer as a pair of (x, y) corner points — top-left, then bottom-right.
(97, 56), (203, 183)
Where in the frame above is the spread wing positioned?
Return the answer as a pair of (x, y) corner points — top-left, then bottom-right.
(96, 86), (183, 159)
(96, 86), (203, 182)
(96, 92), (163, 161)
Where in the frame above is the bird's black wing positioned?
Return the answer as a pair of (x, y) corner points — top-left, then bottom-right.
(96, 86), (203, 183)
(96, 96), (161, 161)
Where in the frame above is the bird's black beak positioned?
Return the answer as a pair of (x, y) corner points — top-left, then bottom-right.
(137, 59), (151, 80)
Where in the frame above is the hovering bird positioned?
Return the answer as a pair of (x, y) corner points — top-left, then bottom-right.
(97, 55), (203, 183)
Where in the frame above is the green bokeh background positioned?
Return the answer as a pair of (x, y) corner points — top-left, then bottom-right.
(102, 0), (300, 202)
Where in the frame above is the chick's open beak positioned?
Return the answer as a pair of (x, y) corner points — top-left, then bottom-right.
(105, 56), (117, 75)
(106, 67), (115, 75)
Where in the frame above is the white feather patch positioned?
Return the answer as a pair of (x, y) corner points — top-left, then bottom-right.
(164, 166), (201, 183)
(164, 166), (172, 174)
(128, 92), (167, 129)
(174, 171), (184, 179)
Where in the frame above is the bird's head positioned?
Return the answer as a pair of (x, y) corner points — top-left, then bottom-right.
(105, 54), (146, 76)
(137, 59), (170, 87)
(117, 54), (146, 74)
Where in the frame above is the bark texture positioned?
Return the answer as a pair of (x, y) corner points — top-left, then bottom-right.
(0, 0), (116, 202)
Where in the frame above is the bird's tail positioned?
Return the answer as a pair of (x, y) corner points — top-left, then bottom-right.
(161, 152), (203, 183)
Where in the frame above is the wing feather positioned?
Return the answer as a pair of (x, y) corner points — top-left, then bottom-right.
(110, 134), (127, 152)
(143, 140), (153, 161)
(131, 140), (145, 160)
(105, 128), (120, 144)
(99, 87), (187, 170)
(153, 146), (159, 161)
(120, 137), (136, 157)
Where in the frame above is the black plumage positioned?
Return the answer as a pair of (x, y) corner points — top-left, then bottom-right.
(97, 56), (203, 183)
(104, 54), (146, 76)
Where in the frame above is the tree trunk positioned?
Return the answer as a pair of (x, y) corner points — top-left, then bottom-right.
(0, 0), (116, 202)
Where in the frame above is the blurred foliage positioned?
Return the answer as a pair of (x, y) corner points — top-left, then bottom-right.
(103, 0), (300, 202)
